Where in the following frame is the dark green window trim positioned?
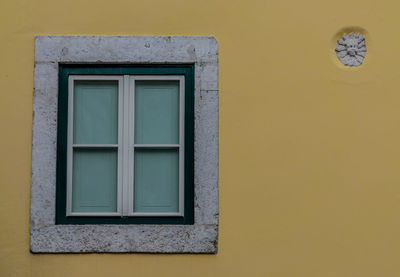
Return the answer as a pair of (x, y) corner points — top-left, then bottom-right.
(56, 64), (194, 225)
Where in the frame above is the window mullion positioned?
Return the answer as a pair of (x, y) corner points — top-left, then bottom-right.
(121, 75), (130, 216)
(127, 76), (135, 215)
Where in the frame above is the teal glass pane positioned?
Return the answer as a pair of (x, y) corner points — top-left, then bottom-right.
(135, 81), (179, 144)
(73, 80), (118, 144)
(134, 149), (179, 213)
(72, 149), (117, 213)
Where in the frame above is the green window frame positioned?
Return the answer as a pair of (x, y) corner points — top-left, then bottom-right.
(56, 65), (194, 225)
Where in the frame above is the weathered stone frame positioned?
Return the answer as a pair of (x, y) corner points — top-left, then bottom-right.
(31, 36), (218, 253)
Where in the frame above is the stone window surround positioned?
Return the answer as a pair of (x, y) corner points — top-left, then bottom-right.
(31, 36), (219, 253)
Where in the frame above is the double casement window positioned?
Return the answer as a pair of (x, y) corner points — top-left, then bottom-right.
(56, 65), (194, 224)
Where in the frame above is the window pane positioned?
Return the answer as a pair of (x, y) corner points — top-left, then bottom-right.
(134, 149), (179, 213)
(73, 80), (118, 144)
(72, 149), (118, 213)
(135, 81), (179, 144)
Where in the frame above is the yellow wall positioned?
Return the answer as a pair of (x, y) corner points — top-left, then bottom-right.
(1, 0), (400, 276)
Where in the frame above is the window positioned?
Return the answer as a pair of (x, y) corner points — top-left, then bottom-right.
(31, 36), (218, 253)
(57, 66), (194, 224)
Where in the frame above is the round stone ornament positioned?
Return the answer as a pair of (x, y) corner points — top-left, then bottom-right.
(335, 33), (366, 66)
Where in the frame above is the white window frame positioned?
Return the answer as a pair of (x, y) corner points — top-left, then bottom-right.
(66, 75), (185, 217)
(129, 75), (185, 217)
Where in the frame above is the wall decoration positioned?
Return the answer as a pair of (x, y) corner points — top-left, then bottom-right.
(335, 33), (366, 66)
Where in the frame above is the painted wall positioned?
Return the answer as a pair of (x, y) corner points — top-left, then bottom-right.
(1, 0), (400, 276)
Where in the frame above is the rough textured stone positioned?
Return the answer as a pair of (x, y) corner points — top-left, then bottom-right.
(31, 224), (218, 253)
(335, 33), (366, 66)
(31, 36), (219, 253)
(194, 90), (219, 225)
(196, 63), (219, 90)
(35, 36), (218, 64)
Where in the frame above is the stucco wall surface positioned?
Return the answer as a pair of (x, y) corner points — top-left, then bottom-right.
(1, 0), (400, 276)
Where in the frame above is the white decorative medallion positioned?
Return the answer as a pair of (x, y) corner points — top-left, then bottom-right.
(335, 33), (366, 66)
